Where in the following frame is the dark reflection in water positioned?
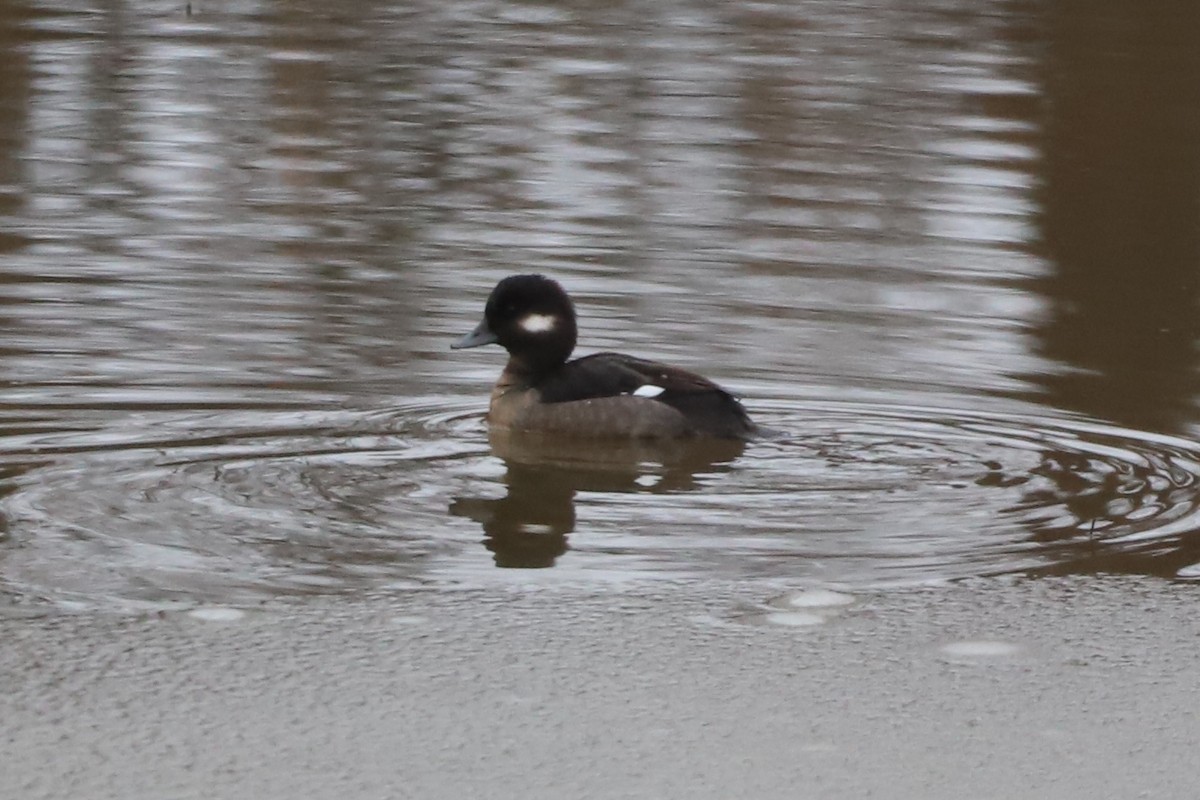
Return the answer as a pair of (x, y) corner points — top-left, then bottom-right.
(451, 463), (573, 569)
(1015, 1), (1200, 564)
(450, 432), (745, 568)
(1030, 525), (1200, 581)
(0, 6), (30, 241)
(1031, 1), (1200, 433)
(1008, 435), (1200, 578)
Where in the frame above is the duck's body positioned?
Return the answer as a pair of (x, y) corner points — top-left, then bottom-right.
(453, 275), (756, 440)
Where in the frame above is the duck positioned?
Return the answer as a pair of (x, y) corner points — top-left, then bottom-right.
(452, 274), (757, 439)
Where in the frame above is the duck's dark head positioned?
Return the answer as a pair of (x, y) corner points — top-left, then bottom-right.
(452, 274), (578, 374)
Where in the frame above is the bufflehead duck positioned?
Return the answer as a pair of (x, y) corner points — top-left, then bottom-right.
(452, 274), (757, 439)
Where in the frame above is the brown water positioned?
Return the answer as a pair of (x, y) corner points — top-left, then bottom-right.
(1, 0), (1199, 610)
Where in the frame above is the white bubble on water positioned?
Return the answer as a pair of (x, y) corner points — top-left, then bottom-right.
(1176, 561), (1200, 580)
(764, 611), (826, 627)
(783, 589), (856, 609)
(187, 606), (246, 622)
(940, 640), (1022, 659)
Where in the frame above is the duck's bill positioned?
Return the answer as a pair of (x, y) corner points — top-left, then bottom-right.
(451, 319), (498, 349)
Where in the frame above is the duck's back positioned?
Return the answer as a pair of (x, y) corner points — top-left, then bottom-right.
(499, 352), (756, 440)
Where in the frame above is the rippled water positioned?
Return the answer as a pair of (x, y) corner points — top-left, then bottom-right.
(2, 0), (1199, 609)
(5, 396), (1200, 608)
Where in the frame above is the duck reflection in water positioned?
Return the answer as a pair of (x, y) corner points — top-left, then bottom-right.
(449, 428), (745, 568)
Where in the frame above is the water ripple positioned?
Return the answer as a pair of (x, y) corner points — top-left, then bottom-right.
(2, 398), (1199, 610)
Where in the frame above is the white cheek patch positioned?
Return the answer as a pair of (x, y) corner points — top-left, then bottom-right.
(632, 384), (665, 399)
(519, 313), (557, 333)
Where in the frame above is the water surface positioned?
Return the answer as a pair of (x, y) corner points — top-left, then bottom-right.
(2, 0), (1200, 609)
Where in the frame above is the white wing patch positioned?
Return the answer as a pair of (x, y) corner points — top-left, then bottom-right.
(632, 384), (665, 398)
(519, 313), (557, 333)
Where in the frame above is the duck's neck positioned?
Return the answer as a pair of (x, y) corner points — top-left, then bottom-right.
(495, 361), (529, 394)
(500, 350), (568, 386)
